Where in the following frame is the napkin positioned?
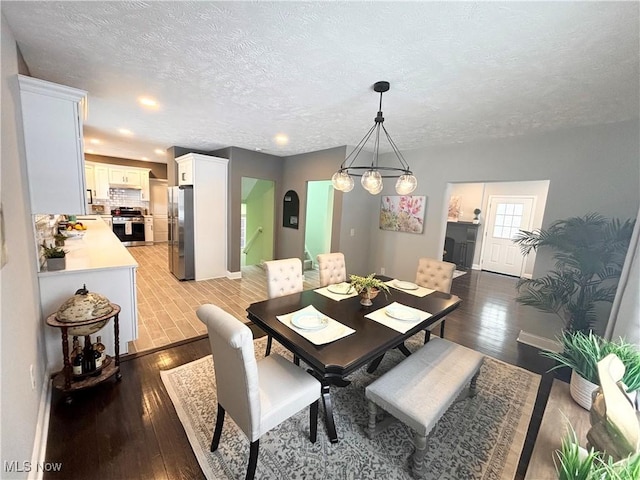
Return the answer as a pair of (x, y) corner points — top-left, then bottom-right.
(385, 279), (435, 298)
(314, 282), (359, 301)
(276, 305), (355, 345)
(365, 301), (432, 334)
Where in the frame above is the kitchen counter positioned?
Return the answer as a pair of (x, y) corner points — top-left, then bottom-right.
(39, 215), (137, 276)
(38, 215), (139, 370)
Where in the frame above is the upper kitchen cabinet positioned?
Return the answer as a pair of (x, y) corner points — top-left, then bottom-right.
(140, 170), (150, 201)
(177, 156), (193, 185)
(18, 75), (88, 214)
(109, 167), (141, 187)
(94, 164), (110, 199)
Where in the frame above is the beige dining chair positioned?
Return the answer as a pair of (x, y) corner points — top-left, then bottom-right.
(197, 304), (320, 480)
(316, 252), (347, 287)
(415, 257), (456, 342)
(263, 258), (304, 356)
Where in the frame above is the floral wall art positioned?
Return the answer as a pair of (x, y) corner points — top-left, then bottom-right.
(379, 195), (426, 234)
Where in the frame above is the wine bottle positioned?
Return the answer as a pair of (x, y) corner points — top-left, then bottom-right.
(92, 345), (102, 375)
(72, 346), (84, 376)
(70, 336), (80, 364)
(94, 336), (106, 364)
(83, 336), (95, 373)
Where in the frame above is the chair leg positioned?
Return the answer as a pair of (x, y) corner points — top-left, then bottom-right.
(439, 319), (446, 338)
(265, 335), (273, 356)
(246, 440), (259, 480)
(309, 400), (318, 443)
(211, 404), (225, 452)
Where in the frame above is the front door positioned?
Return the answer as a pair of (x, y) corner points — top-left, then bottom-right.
(480, 196), (535, 277)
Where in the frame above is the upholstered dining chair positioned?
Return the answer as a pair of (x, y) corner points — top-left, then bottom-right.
(197, 304), (320, 480)
(415, 257), (456, 343)
(316, 252), (347, 287)
(263, 258), (304, 356)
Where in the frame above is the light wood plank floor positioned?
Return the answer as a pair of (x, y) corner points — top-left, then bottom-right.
(126, 244), (320, 353)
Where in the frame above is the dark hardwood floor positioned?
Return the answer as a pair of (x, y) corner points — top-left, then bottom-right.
(44, 270), (561, 480)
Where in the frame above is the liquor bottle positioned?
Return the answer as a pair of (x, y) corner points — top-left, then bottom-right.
(72, 346), (84, 376)
(83, 336), (95, 373)
(94, 336), (106, 364)
(91, 345), (103, 375)
(69, 336), (80, 364)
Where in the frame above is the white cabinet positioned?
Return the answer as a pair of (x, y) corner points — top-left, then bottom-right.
(109, 167), (141, 186)
(140, 170), (150, 201)
(175, 153), (228, 280)
(144, 216), (154, 244)
(18, 75), (88, 215)
(85, 164), (95, 192)
(177, 157), (193, 185)
(94, 165), (110, 199)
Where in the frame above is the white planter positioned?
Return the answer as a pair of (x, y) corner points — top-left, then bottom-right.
(569, 370), (599, 410)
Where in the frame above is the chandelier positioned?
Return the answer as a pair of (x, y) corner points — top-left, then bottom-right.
(332, 81), (417, 195)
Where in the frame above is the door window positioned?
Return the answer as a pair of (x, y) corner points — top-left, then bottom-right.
(492, 203), (524, 239)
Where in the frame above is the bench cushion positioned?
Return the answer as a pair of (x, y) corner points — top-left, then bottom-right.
(366, 337), (484, 436)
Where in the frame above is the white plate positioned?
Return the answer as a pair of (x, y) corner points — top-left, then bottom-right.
(394, 280), (418, 290)
(385, 305), (420, 322)
(291, 312), (329, 331)
(327, 283), (354, 295)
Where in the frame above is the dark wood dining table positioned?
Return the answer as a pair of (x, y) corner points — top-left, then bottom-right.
(245, 276), (461, 443)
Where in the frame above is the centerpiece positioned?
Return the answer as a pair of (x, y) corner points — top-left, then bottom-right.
(349, 273), (390, 306)
(41, 242), (68, 271)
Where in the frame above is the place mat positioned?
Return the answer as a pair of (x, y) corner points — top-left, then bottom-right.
(385, 279), (435, 297)
(276, 305), (355, 345)
(314, 282), (359, 301)
(365, 301), (432, 334)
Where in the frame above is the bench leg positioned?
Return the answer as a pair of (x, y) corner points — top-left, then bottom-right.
(367, 401), (377, 439)
(412, 433), (428, 478)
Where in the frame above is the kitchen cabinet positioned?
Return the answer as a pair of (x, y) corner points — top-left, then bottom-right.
(18, 75), (88, 215)
(94, 165), (110, 199)
(140, 170), (150, 201)
(109, 167), (142, 187)
(144, 216), (154, 244)
(85, 164), (95, 193)
(177, 157), (193, 186)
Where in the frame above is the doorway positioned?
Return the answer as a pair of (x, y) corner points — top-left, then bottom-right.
(241, 177), (275, 267)
(304, 180), (334, 271)
(480, 195), (535, 277)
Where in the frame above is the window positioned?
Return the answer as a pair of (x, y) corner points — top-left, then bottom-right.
(492, 202), (524, 239)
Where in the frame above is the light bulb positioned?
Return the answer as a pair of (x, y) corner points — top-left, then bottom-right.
(369, 181), (383, 195)
(332, 171), (353, 192)
(395, 174), (417, 195)
(361, 169), (382, 192)
(342, 174), (354, 192)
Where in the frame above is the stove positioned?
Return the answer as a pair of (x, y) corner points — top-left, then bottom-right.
(110, 207), (146, 245)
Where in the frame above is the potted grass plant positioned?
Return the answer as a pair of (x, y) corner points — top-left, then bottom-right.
(41, 242), (68, 271)
(349, 273), (390, 306)
(542, 331), (640, 410)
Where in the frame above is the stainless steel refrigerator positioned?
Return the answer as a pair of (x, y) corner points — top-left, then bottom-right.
(168, 185), (195, 280)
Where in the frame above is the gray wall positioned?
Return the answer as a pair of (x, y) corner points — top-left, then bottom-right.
(1, 15), (46, 475)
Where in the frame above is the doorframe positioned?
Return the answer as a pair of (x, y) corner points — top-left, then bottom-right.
(479, 194), (537, 278)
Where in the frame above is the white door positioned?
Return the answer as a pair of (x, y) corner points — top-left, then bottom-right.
(480, 196), (535, 277)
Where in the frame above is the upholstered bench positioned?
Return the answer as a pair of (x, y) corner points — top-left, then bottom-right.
(365, 337), (484, 478)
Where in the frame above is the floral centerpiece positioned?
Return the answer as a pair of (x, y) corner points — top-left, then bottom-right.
(349, 273), (390, 306)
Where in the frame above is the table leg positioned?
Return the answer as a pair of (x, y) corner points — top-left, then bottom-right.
(320, 382), (338, 443)
(367, 354), (384, 373)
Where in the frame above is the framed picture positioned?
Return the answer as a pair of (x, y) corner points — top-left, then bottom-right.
(448, 195), (461, 221)
(379, 195), (426, 234)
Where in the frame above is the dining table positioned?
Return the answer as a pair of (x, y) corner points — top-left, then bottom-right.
(245, 275), (462, 443)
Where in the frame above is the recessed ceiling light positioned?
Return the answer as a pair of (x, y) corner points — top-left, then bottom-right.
(118, 128), (133, 135)
(255, 147), (262, 152)
(154, 149), (165, 155)
(86, 149), (95, 154)
(139, 97), (158, 108)
(274, 134), (289, 145)
(141, 156), (149, 161)
(89, 138), (101, 145)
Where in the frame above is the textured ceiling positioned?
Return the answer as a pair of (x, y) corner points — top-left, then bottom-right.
(2, 1), (639, 163)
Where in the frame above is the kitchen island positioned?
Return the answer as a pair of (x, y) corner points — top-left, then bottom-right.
(39, 216), (138, 371)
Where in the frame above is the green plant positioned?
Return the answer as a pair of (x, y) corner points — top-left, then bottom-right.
(542, 331), (640, 392)
(555, 427), (640, 479)
(513, 213), (635, 332)
(41, 242), (67, 258)
(349, 273), (390, 296)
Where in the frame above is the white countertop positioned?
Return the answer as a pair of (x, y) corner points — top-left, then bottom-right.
(39, 216), (138, 276)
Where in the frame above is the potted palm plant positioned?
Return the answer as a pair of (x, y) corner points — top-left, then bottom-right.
(349, 273), (390, 306)
(513, 213), (635, 333)
(542, 331), (640, 410)
(42, 242), (68, 271)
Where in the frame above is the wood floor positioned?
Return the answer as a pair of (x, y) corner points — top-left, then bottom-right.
(44, 263), (560, 480)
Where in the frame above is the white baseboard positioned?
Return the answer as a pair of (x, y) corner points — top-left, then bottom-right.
(226, 270), (241, 279)
(521, 272), (533, 279)
(516, 330), (562, 352)
(29, 373), (52, 480)
(472, 264), (481, 270)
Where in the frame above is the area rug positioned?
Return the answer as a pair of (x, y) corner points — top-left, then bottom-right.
(161, 336), (540, 480)
(453, 269), (467, 279)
